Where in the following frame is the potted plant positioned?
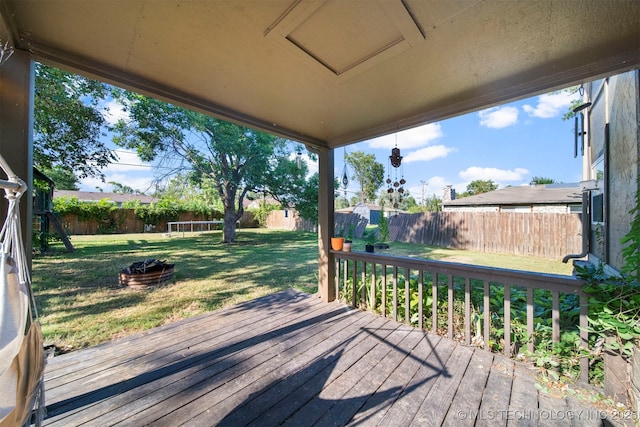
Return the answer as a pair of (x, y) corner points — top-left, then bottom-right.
(365, 230), (377, 253)
(331, 226), (344, 251)
(343, 224), (354, 252)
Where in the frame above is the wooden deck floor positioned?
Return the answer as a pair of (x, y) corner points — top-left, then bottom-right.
(41, 289), (608, 426)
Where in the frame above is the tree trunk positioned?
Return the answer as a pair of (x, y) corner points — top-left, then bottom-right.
(222, 205), (237, 243)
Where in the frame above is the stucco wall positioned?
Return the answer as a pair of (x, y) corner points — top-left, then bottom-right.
(606, 71), (639, 270)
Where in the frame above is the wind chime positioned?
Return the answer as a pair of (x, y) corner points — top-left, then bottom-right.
(341, 148), (349, 200)
(386, 140), (405, 209)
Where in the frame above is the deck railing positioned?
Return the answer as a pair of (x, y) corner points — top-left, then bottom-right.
(332, 250), (589, 382)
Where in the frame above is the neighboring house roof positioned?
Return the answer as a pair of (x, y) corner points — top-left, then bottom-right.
(441, 184), (582, 207)
(53, 190), (158, 205)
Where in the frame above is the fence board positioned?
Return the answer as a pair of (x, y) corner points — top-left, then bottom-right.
(386, 212), (582, 260)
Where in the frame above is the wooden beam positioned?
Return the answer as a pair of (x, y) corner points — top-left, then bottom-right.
(317, 146), (335, 302)
(0, 49), (33, 269)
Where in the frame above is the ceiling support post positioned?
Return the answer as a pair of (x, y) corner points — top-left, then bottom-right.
(317, 146), (335, 302)
(0, 49), (34, 269)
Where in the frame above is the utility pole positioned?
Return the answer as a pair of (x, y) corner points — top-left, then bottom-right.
(420, 180), (427, 209)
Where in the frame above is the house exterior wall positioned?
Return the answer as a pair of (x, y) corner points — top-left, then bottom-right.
(608, 72), (640, 270)
(531, 205), (579, 214)
(587, 71), (640, 271)
(442, 206), (500, 213)
(442, 204), (578, 213)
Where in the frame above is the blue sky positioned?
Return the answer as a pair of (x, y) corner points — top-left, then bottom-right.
(81, 89), (582, 202)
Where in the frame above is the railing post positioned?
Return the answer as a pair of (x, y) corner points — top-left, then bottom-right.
(317, 147), (335, 302)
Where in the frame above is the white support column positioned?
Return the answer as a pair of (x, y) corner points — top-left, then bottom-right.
(317, 146), (335, 302)
(0, 49), (34, 268)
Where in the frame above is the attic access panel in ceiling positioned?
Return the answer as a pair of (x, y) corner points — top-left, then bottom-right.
(266, 0), (424, 79)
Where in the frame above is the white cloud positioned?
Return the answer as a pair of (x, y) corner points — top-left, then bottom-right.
(101, 99), (129, 125)
(478, 106), (519, 129)
(368, 123), (443, 149)
(459, 166), (529, 182)
(403, 145), (456, 163)
(523, 91), (579, 119)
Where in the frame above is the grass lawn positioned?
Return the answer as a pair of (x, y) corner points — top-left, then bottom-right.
(32, 228), (574, 352)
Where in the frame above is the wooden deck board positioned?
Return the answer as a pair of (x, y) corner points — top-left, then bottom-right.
(38, 289), (608, 426)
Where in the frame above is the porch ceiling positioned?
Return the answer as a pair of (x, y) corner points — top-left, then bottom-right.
(1, 0), (638, 149)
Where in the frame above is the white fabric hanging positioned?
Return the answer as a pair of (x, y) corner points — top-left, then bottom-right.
(0, 156), (46, 427)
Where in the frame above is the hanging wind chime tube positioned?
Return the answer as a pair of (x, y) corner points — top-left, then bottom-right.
(386, 138), (406, 210)
(341, 148), (349, 199)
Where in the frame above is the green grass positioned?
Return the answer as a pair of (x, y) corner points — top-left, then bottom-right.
(32, 229), (573, 352)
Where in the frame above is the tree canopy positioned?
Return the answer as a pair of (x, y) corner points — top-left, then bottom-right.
(34, 63), (117, 180)
(344, 151), (384, 203)
(458, 179), (498, 198)
(112, 93), (308, 242)
(530, 176), (557, 185)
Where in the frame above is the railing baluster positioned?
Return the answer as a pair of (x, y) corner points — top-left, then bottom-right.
(579, 290), (589, 383)
(418, 270), (424, 330)
(405, 267), (411, 325)
(552, 290), (560, 343)
(371, 263), (377, 313)
(343, 259), (348, 301)
(527, 288), (534, 353)
(392, 265), (398, 321)
(432, 273), (438, 333)
(335, 258), (340, 300)
(448, 274), (454, 340)
(464, 277), (470, 345)
(382, 264), (387, 318)
(361, 262), (367, 308)
(352, 260), (357, 308)
(504, 284), (511, 357)
(484, 280), (490, 351)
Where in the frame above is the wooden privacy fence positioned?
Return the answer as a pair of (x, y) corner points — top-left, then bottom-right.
(265, 210), (317, 232)
(265, 211), (369, 238)
(59, 211), (221, 235)
(388, 212), (583, 260)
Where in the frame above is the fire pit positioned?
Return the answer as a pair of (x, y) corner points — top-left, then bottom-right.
(119, 259), (175, 289)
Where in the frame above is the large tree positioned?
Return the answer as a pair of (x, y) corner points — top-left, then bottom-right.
(530, 176), (557, 185)
(34, 63), (117, 179)
(112, 94), (301, 242)
(458, 179), (498, 198)
(344, 151), (384, 203)
(37, 165), (79, 190)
